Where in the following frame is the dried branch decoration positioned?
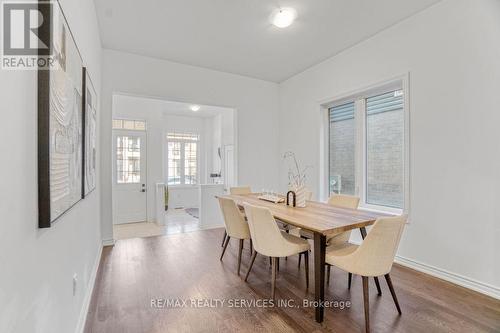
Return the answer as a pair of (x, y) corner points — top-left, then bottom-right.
(283, 151), (312, 189)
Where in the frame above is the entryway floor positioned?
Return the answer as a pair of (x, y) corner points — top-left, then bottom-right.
(113, 208), (201, 240)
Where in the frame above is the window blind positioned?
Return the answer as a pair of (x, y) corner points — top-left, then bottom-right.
(366, 90), (403, 116)
(329, 101), (355, 122)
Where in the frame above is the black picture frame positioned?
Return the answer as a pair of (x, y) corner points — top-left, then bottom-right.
(38, 0), (84, 228)
(82, 67), (98, 197)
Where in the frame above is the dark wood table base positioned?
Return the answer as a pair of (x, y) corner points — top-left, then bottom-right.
(314, 232), (326, 322)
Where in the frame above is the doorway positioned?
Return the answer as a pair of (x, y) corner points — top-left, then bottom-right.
(112, 126), (148, 224)
(110, 93), (237, 240)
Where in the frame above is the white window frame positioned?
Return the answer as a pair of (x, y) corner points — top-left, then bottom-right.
(166, 133), (200, 186)
(319, 74), (410, 215)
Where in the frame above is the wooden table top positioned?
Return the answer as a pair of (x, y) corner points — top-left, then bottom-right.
(218, 193), (391, 236)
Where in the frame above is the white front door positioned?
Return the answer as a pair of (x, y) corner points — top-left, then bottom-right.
(112, 130), (147, 224)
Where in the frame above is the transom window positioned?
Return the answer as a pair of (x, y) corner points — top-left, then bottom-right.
(167, 132), (199, 185)
(327, 80), (408, 213)
(113, 119), (146, 131)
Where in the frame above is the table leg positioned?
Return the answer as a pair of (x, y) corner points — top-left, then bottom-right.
(314, 232), (326, 323)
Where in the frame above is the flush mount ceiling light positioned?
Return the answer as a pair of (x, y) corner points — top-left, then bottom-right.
(272, 8), (297, 28)
(190, 105), (200, 112)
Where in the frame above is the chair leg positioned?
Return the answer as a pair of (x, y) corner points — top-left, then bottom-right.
(298, 252), (302, 268)
(271, 257), (277, 299)
(374, 277), (382, 296)
(277, 257), (280, 272)
(245, 251), (257, 282)
(326, 264), (331, 285)
(348, 272), (352, 289)
(237, 239), (244, 275)
(269, 257), (272, 266)
(221, 230), (227, 247)
(284, 230), (288, 261)
(249, 239), (253, 254)
(220, 236), (230, 261)
(304, 251), (309, 288)
(385, 274), (402, 314)
(362, 276), (370, 333)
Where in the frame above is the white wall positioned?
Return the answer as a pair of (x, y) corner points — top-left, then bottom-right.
(101, 50), (280, 240)
(278, 0), (500, 296)
(0, 0), (102, 332)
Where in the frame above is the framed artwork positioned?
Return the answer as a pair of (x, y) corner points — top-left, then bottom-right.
(82, 68), (97, 197)
(38, 1), (84, 227)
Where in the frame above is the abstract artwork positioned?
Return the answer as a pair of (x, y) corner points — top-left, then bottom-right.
(38, 1), (84, 227)
(82, 68), (97, 196)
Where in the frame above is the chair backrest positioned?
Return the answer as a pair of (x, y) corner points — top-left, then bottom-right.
(243, 203), (287, 257)
(328, 194), (360, 209)
(230, 186), (252, 195)
(354, 215), (407, 276)
(218, 197), (250, 239)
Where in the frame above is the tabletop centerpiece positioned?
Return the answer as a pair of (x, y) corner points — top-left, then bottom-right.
(283, 151), (311, 208)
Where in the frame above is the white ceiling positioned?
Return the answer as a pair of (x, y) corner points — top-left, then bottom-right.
(95, 0), (441, 82)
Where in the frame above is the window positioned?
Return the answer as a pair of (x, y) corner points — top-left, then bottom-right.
(116, 136), (141, 183)
(327, 81), (408, 212)
(366, 91), (404, 208)
(329, 102), (355, 195)
(113, 119), (146, 131)
(167, 132), (199, 185)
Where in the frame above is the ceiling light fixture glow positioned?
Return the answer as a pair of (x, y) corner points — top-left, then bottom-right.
(272, 8), (297, 28)
(190, 105), (200, 112)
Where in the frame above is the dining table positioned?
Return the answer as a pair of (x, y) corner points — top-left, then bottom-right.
(218, 192), (390, 323)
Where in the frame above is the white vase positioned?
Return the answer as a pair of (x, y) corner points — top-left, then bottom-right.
(293, 185), (307, 208)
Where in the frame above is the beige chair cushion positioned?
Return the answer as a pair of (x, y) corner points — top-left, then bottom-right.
(244, 203), (310, 258)
(229, 186), (252, 195)
(328, 194), (360, 209)
(327, 231), (351, 247)
(326, 242), (358, 257)
(218, 197), (251, 240)
(325, 215), (407, 277)
(281, 231), (310, 253)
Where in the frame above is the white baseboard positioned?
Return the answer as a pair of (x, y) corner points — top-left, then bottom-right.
(394, 255), (500, 300)
(348, 239), (499, 300)
(75, 243), (103, 333)
(102, 238), (115, 246)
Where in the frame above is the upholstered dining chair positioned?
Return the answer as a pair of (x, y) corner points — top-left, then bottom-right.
(325, 215), (407, 333)
(229, 186), (252, 195)
(243, 203), (310, 299)
(324, 194), (360, 284)
(218, 197), (252, 275)
(221, 186), (252, 247)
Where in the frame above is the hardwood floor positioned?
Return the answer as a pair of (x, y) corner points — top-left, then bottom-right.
(84, 228), (500, 333)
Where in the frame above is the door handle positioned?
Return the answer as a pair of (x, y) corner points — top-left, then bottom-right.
(141, 189), (146, 192)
